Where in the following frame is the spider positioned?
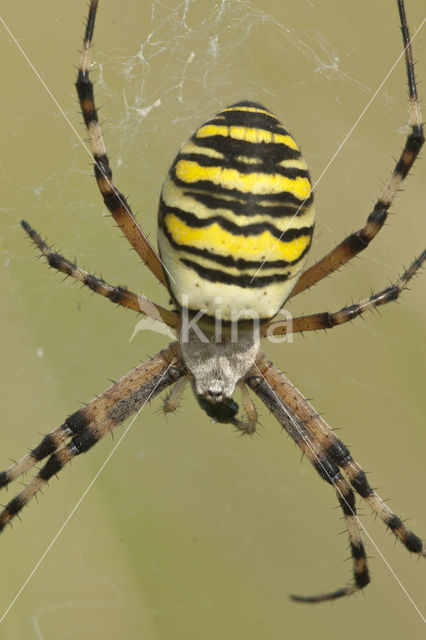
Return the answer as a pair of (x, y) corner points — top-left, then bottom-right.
(0, 0), (424, 603)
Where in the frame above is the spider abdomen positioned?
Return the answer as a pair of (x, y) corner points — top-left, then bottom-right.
(158, 101), (315, 321)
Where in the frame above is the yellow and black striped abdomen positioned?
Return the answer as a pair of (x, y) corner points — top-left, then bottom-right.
(158, 101), (315, 321)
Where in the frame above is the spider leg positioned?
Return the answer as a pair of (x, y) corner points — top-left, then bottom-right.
(234, 381), (258, 434)
(255, 355), (424, 553)
(246, 359), (368, 602)
(75, 0), (167, 287)
(163, 375), (189, 414)
(246, 354), (424, 602)
(264, 250), (425, 337)
(0, 343), (183, 531)
(290, 0), (424, 299)
(21, 220), (179, 328)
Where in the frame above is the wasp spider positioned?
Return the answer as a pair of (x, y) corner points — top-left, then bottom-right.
(1, 0), (424, 603)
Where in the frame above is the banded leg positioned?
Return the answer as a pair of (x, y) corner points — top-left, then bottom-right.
(264, 250), (425, 337)
(21, 221), (179, 328)
(290, 0), (424, 299)
(76, 0), (167, 287)
(246, 354), (424, 600)
(244, 370), (368, 602)
(254, 356), (424, 553)
(0, 343), (183, 531)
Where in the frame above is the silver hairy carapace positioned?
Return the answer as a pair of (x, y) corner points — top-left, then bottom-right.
(173, 321), (261, 431)
(181, 319), (260, 395)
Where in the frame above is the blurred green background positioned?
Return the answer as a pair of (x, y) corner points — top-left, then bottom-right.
(0, 1), (425, 638)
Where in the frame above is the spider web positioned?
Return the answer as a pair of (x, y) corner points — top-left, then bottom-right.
(0, 1), (425, 638)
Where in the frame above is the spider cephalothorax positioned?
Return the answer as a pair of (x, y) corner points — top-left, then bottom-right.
(0, 0), (424, 604)
(176, 322), (261, 431)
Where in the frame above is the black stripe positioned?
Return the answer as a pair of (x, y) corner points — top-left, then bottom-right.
(192, 135), (301, 163)
(176, 151), (308, 180)
(71, 430), (99, 454)
(47, 252), (75, 276)
(163, 204), (314, 241)
(161, 223), (296, 269)
(184, 188), (313, 212)
(225, 101), (277, 114)
(212, 105), (284, 132)
(39, 453), (65, 481)
(0, 471), (9, 489)
(75, 70), (96, 127)
(401, 531), (423, 553)
(395, 131), (424, 178)
(180, 258), (293, 287)
(31, 433), (60, 462)
(354, 566), (370, 588)
(83, 0), (97, 43)
(212, 113), (283, 131)
(312, 456), (340, 484)
(386, 515), (422, 552)
(386, 514), (403, 532)
(352, 546), (370, 589)
(5, 495), (24, 518)
(350, 541), (367, 560)
(184, 190), (307, 218)
(346, 467), (372, 498)
(338, 489), (356, 515)
(65, 408), (91, 435)
(323, 439), (351, 467)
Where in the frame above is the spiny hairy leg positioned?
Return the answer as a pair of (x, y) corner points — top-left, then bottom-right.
(246, 354), (424, 601)
(246, 363), (369, 602)
(290, 0), (423, 299)
(75, 0), (167, 286)
(254, 356), (424, 556)
(264, 251), (425, 337)
(21, 220), (179, 328)
(0, 344), (183, 532)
